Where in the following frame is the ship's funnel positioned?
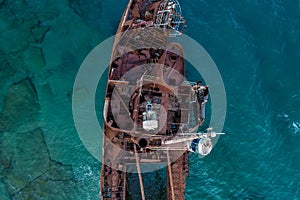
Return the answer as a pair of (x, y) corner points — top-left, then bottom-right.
(138, 138), (148, 148)
(132, 137), (149, 148)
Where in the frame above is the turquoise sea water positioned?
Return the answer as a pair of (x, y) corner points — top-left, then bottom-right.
(1, 0), (300, 199)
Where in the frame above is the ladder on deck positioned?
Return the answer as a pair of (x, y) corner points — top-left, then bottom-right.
(166, 151), (187, 200)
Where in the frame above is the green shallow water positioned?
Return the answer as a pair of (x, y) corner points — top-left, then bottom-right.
(1, 0), (300, 199)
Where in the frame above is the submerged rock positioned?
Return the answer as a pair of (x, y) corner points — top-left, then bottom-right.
(19, 14), (39, 31)
(0, 59), (17, 78)
(0, 78), (40, 132)
(36, 12), (58, 23)
(4, 128), (50, 192)
(0, 73), (78, 198)
(20, 47), (46, 74)
(47, 161), (74, 181)
(1, 127), (76, 198)
(11, 174), (65, 199)
(0, 0), (101, 198)
(0, 181), (10, 200)
(68, 0), (102, 30)
(0, 16), (28, 53)
(30, 26), (50, 43)
(0, 146), (13, 178)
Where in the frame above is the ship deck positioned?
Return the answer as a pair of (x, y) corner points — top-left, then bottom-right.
(100, 1), (200, 199)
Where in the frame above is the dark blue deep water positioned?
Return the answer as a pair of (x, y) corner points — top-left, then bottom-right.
(0, 0), (300, 199)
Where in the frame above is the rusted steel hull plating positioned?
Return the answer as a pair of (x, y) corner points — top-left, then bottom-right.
(100, 1), (217, 199)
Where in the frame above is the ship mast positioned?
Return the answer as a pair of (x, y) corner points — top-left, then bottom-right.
(155, 0), (186, 36)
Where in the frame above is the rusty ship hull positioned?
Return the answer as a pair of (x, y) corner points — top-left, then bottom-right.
(100, 1), (210, 199)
